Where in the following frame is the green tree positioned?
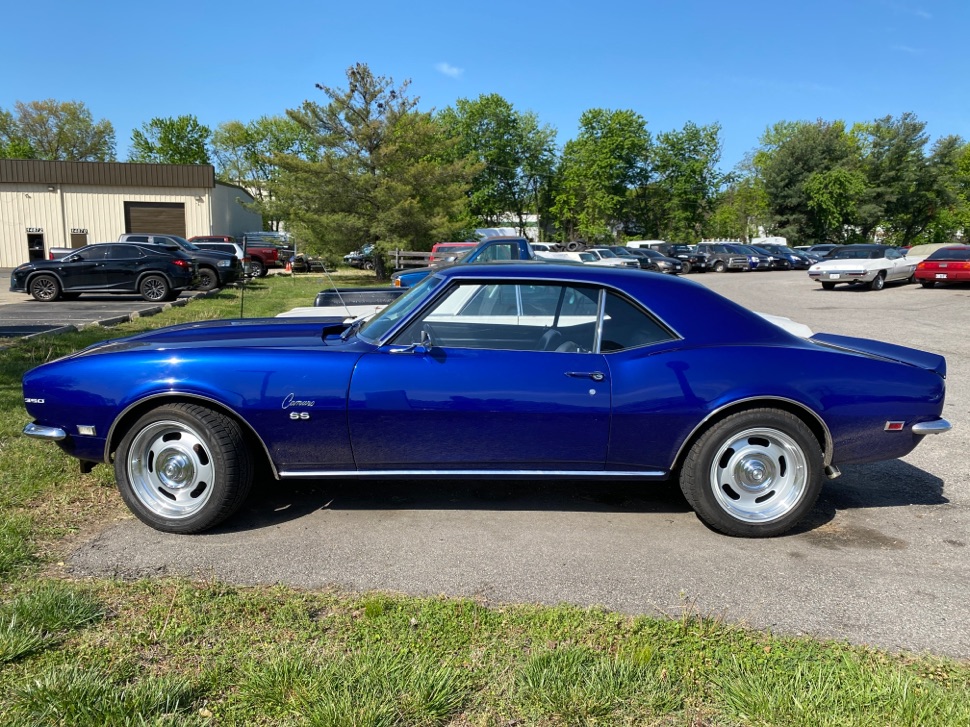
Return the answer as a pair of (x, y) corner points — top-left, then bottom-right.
(0, 99), (114, 161)
(649, 122), (726, 241)
(438, 94), (556, 237)
(273, 63), (478, 276)
(552, 109), (651, 243)
(211, 116), (313, 230)
(758, 119), (861, 244)
(129, 115), (211, 164)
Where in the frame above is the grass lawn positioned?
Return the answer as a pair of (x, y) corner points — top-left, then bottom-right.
(1, 272), (968, 726)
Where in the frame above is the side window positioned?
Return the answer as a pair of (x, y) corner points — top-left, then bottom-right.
(394, 281), (598, 352)
(125, 235), (149, 243)
(600, 292), (676, 351)
(73, 246), (110, 262)
(109, 245), (143, 259)
(475, 243), (514, 262)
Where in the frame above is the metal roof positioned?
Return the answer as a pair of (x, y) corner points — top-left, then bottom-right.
(0, 159), (215, 188)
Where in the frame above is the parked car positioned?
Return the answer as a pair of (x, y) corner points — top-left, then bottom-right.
(746, 245), (793, 270)
(188, 235), (236, 244)
(807, 244), (917, 290)
(806, 244), (841, 258)
(22, 263), (950, 537)
(192, 241), (251, 278)
(10, 242), (197, 302)
(694, 243), (752, 272)
(639, 243), (709, 273)
(626, 247), (683, 273)
(756, 244), (813, 270)
(584, 247), (639, 268)
(913, 244), (970, 287)
(118, 234), (241, 291)
(343, 245), (375, 270)
(391, 237), (536, 288)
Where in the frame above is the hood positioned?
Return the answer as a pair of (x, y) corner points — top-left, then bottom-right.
(69, 317), (351, 358)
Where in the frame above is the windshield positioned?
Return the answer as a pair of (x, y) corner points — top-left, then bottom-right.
(596, 249), (618, 258)
(357, 275), (441, 343)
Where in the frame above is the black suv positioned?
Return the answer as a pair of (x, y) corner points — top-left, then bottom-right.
(693, 243), (752, 272)
(10, 242), (197, 302)
(118, 234), (242, 290)
(643, 243), (709, 273)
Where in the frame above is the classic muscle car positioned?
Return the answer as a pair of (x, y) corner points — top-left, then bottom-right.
(807, 244), (916, 290)
(22, 263), (950, 537)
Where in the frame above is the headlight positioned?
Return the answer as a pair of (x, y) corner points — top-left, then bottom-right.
(218, 259), (231, 267)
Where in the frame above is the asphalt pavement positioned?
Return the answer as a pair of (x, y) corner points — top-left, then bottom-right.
(31, 269), (970, 660)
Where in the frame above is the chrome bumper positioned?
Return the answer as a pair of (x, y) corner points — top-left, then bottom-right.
(912, 419), (952, 435)
(23, 422), (67, 441)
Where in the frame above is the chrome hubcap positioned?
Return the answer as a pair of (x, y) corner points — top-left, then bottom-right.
(709, 427), (808, 523)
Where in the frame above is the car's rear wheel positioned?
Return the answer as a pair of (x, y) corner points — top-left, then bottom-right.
(680, 409), (824, 537)
(713, 261), (727, 273)
(197, 266), (218, 291)
(363, 261), (375, 271)
(114, 403), (253, 533)
(29, 274), (61, 302)
(140, 275), (170, 302)
(821, 281), (836, 290)
(868, 272), (886, 291)
(920, 280), (936, 288)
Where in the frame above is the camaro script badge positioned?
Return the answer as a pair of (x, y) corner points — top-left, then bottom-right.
(282, 394), (315, 409)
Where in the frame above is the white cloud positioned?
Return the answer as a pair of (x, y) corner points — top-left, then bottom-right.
(435, 62), (464, 79)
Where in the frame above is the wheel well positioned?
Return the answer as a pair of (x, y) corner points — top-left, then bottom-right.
(670, 399), (831, 474)
(106, 394), (276, 478)
(136, 271), (172, 287)
(27, 271), (62, 287)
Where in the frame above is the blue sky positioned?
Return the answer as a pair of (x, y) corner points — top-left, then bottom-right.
(3, 0), (967, 172)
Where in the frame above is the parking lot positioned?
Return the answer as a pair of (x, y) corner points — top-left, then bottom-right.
(15, 268), (970, 660)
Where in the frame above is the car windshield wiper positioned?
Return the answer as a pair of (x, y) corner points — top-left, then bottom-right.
(340, 317), (366, 341)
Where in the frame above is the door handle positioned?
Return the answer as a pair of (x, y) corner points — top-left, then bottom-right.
(565, 371), (605, 382)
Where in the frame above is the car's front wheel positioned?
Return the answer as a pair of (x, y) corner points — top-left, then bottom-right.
(681, 262), (692, 274)
(29, 274), (61, 302)
(249, 260), (266, 278)
(140, 275), (170, 302)
(679, 409), (824, 537)
(114, 403), (253, 533)
(712, 261), (727, 273)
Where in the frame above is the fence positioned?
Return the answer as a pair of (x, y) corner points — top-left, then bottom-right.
(389, 250), (433, 269)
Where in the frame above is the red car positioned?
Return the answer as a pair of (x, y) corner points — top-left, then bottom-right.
(915, 245), (970, 287)
(429, 242), (476, 263)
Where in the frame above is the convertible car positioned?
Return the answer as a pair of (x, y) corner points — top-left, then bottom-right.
(22, 264), (950, 537)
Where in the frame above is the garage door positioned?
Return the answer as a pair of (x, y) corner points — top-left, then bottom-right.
(124, 202), (186, 237)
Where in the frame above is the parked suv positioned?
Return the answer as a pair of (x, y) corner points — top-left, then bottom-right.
(694, 243), (752, 272)
(118, 234), (241, 290)
(10, 242), (197, 302)
(641, 243), (709, 273)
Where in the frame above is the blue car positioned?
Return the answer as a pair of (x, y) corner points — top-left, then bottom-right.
(22, 263), (950, 537)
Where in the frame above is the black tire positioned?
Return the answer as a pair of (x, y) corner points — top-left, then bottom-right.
(250, 260), (266, 278)
(114, 403), (254, 533)
(867, 272), (886, 291)
(140, 275), (170, 302)
(920, 280), (936, 288)
(681, 262), (692, 274)
(679, 408), (824, 537)
(713, 261), (727, 273)
(29, 274), (61, 302)
(363, 261), (375, 271)
(821, 282), (836, 290)
(197, 266), (218, 292)
(565, 241), (583, 252)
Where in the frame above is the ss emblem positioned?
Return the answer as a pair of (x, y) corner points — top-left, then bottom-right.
(289, 411), (310, 420)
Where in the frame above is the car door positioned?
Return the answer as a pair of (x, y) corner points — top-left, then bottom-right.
(103, 244), (145, 291)
(347, 280), (611, 471)
(883, 248), (914, 281)
(57, 245), (110, 290)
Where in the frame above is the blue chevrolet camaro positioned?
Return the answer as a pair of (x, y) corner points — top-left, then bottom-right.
(22, 263), (950, 537)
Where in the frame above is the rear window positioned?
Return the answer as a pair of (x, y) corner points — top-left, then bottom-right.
(926, 247), (970, 261)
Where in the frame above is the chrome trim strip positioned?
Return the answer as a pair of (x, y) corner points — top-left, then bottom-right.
(912, 418), (951, 435)
(278, 468), (667, 479)
(23, 422), (67, 441)
(670, 396), (835, 468)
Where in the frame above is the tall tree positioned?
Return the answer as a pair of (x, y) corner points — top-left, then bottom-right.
(211, 116), (313, 230)
(438, 94), (556, 237)
(552, 109), (651, 242)
(273, 63), (478, 275)
(0, 99), (115, 161)
(129, 115), (211, 164)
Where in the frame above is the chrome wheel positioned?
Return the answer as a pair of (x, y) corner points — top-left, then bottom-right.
(140, 275), (170, 301)
(125, 419), (216, 521)
(30, 275), (60, 301)
(708, 427), (809, 524)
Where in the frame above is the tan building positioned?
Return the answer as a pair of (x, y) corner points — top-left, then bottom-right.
(0, 159), (262, 266)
